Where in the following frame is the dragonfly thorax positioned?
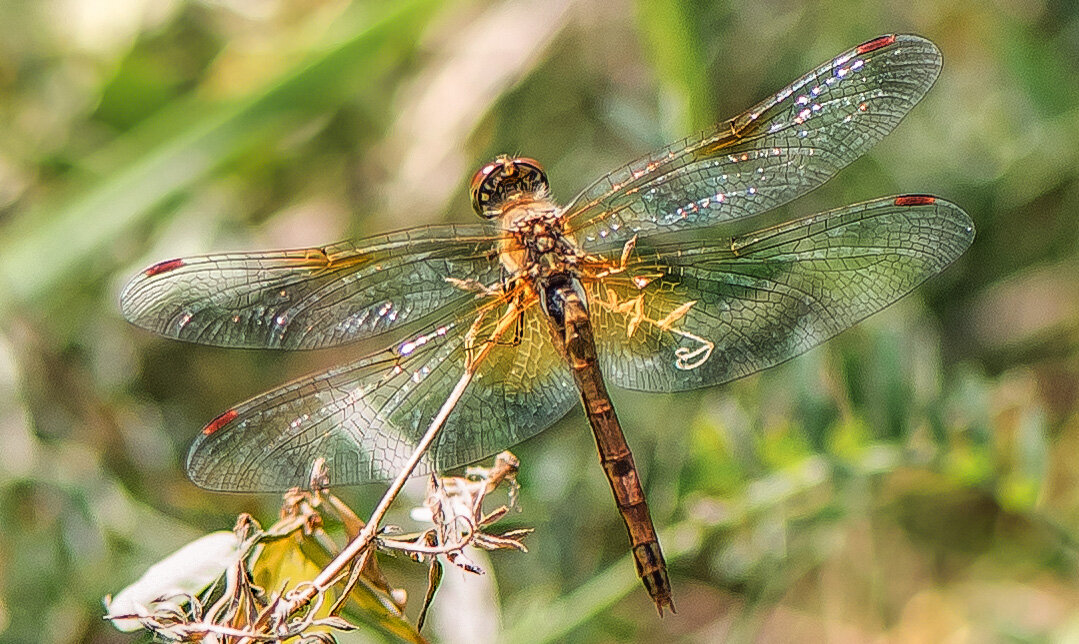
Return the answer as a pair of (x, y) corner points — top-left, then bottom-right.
(498, 197), (583, 287)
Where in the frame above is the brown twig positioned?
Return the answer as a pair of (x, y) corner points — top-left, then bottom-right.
(247, 299), (523, 639)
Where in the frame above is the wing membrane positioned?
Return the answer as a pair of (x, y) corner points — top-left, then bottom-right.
(120, 225), (503, 349)
(565, 34), (942, 250)
(585, 196), (974, 392)
(186, 297), (577, 491)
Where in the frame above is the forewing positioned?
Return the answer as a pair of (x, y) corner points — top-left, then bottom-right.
(586, 196), (974, 392)
(564, 34), (942, 250)
(120, 225), (503, 349)
(186, 298), (577, 491)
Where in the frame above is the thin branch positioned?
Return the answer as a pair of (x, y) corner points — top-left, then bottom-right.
(254, 299), (522, 635)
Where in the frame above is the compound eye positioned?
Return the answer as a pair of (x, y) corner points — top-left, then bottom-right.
(469, 160), (503, 218)
(469, 156), (549, 218)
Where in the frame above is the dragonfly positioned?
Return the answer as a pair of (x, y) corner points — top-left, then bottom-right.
(121, 34), (974, 614)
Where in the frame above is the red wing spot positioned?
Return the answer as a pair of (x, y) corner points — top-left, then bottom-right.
(856, 34), (897, 54)
(145, 258), (185, 277)
(894, 195), (937, 206)
(203, 409), (239, 435)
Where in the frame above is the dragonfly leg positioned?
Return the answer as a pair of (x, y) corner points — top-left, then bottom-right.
(493, 308), (525, 347)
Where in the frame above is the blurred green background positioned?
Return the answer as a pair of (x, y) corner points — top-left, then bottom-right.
(2, 0), (1078, 641)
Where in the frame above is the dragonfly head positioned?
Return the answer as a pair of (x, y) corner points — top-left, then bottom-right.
(470, 155), (549, 218)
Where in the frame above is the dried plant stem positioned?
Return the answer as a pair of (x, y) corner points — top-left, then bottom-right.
(310, 367), (476, 592)
(262, 300), (521, 633)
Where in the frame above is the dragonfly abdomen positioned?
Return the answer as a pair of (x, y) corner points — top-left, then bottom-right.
(541, 272), (675, 614)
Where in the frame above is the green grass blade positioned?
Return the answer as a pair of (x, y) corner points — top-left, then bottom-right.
(0, 0), (442, 308)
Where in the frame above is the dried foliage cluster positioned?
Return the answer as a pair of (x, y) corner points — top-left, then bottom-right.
(105, 453), (528, 642)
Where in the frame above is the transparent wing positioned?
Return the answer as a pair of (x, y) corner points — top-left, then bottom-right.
(186, 296), (577, 491)
(584, 196), (974, 392)
(564, 34), (942, 250)
(120, 225), (503, 349)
